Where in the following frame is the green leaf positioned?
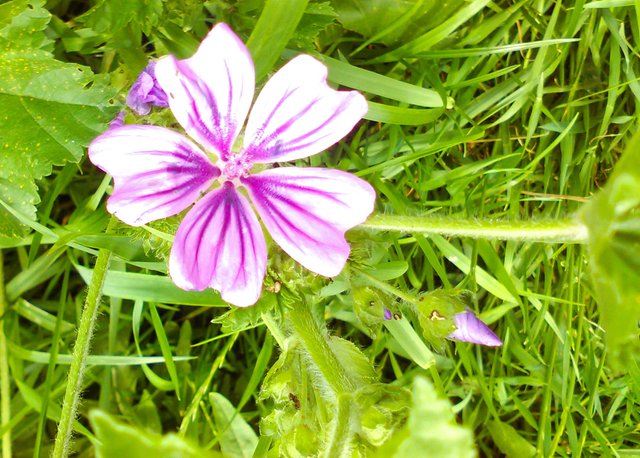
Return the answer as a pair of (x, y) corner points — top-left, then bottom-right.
(487, 420), (536, 458)
(209, 393), (258, 458)
(89, 410), (219, 458)
(313, 54), (444, 108)
(0, 1), (117, 242)
(77, 0), (163, 34)
(75, 265), (226, 306)
(15, 379), (95, 440)
(383, 317), (435, 369)
(247, 0), (310, 80)
(581, 132), (640, 365)
(328, 336), (378, 385)
(0, 0), (51, 50)
(290, 2), (337, 51)
(375, 377), (475, 458)
(331, 0), (435, 46)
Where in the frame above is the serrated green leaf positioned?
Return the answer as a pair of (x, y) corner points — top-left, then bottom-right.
(0, 2), (117, 242)
(78, 0), (163, 34)
(209, 393), (258, 458)
(581, 132), (640, 365)
(89, 410), (219, 458)
(375, 377), (475, 458)
(290, 2), (337, 51)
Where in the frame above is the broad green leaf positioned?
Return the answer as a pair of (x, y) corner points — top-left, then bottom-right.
(0, 1), (117, 242)
(581, 132), (640, 364)
(89, 410), (219, 458)
(209, 393), (259, 458)
(0, 0), (51, 50)
(375, 377), (475, 457)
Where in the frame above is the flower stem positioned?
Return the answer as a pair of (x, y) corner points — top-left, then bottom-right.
(0, 250), (12, 458)
(286, 304), (356, 395)
(323, 395), (353, 458)
(361, 214), (589, 243)
(52, 219), (115, 458)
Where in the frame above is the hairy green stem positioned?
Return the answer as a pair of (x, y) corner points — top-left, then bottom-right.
(0, 250), (11, 458)
(323, 395), (353, 458)
(287, 304), (356, 395)
(52, 220), (114, 458)
(361, 214), (589, 243)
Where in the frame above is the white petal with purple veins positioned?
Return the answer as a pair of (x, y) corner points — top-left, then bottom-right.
(169, 182), (267, 307)
(448, 310), (502, 347)
(243, 55), (368, 163)
(242, 167), (375, 277)
(89, 125), (219, 226)
(155, 23), (255, 159)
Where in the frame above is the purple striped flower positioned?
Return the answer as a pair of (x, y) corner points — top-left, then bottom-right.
(448, 310), (502, 347)
(89, 23), (375, 307)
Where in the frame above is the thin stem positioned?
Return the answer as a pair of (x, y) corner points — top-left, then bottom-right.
(52, 219), (115, 458)
(286, 304), (356, 395)
(361, 214), (589, 243)
(0, 250), (12, 458)
(355, 269), (418, 304)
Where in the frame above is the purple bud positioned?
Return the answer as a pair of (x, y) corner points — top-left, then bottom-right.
(383, 308), (393, 320)
(108, 111), (126, 129)
(126, 61), (169, 116)
(448, 310), (502, 347)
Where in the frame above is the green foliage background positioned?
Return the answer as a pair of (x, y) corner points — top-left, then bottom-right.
(1, 0), (640, 457)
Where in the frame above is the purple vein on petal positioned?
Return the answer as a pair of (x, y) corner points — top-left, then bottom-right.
(89, 125), (219, 226)
(169, 182), (267, 306)
(242, 167), (375, 277)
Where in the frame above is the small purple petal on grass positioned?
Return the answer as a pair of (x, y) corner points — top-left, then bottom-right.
(448, 310), (502, 347)
(169, 182), (267, 307)
(243, 55), (368, 163)
(383, 308), (393, 320)
(89, 125), (220, 226)
(126, 61), (169, 116)
(242, 167), (375, 277)
(155, 23), (255, 160)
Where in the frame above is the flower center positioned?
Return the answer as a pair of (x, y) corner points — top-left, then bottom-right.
(220, 153), (252, 181)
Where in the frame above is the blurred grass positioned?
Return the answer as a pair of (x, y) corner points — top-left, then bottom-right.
(2, 0), (640, 456)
